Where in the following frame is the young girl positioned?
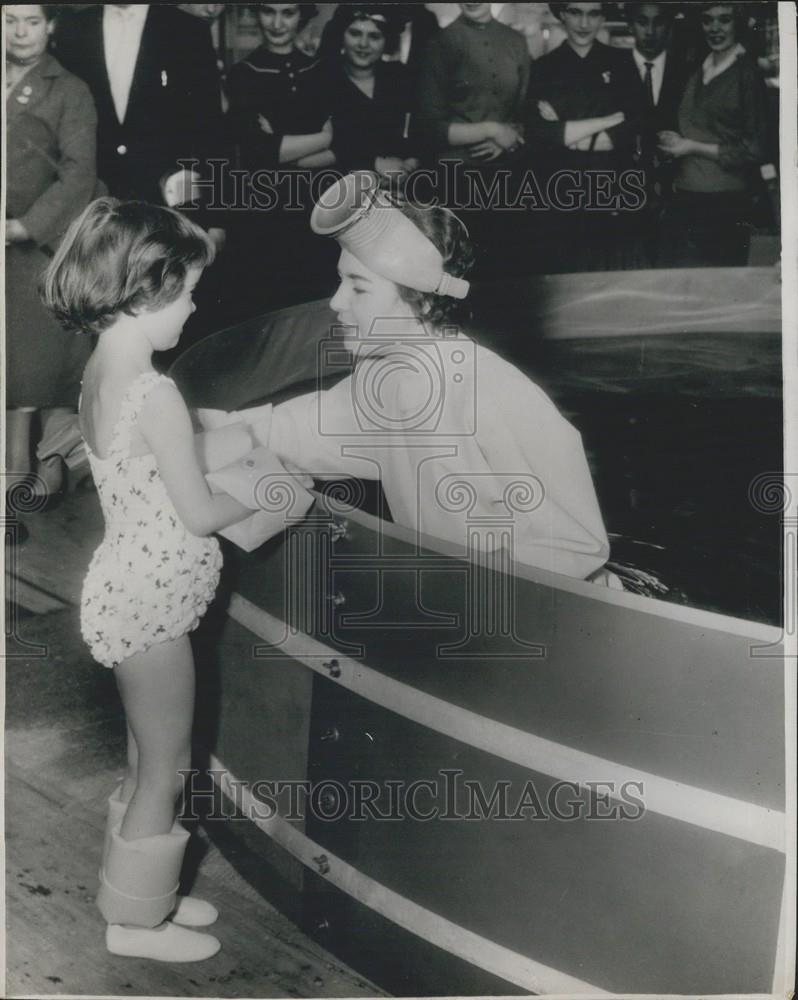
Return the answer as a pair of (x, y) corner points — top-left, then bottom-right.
(42, 198), (253, 962)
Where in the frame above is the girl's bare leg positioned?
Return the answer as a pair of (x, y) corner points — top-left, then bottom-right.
(114, 635), (195, 841)
(120, 723), (138, 804)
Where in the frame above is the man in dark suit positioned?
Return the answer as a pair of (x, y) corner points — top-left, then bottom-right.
(624, 3), (687, 139)
(621, 3), (689, 262)
(53, 4), (223, 208)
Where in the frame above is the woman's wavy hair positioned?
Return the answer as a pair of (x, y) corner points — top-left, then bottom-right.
(322, 6), (403, 59)
(393, 202), (475, 328)
(251, 3), (318, 29)
(691, 2), (752, 49)
(41, 198), (215, 337)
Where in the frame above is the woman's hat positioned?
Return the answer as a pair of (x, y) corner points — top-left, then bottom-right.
(310, 173), (469, 300)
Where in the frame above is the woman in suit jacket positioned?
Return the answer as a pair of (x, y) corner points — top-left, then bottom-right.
(6, 4), (98, 503)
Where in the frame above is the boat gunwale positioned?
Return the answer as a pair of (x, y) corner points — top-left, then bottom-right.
(307, 490), (784, 644)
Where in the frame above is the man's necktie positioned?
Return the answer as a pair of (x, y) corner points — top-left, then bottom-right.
(643, 61), (655, 107)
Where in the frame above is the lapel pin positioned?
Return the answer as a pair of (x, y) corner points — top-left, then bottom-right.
(17, 94), (30, 104)
(22, 85), (33, 95)
(161, 70), (168, 87)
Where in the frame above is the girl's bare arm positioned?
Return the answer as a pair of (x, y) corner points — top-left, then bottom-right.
(139, 382), (252, 537)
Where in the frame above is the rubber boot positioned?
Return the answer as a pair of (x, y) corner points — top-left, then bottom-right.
(101, 786), (218, 928)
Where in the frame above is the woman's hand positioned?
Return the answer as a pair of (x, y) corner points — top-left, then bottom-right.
(658, 130), (693, 157)
(5, 219), (29, 244)
(490, 122), (524, 151)
(538, 100), (559, 122)
(604, 111), (625, 130)
(468, 138), (504, 161)
(320, 117), (333, 148)
(592, 129), (615, 151)
(258, 113), (274, 135)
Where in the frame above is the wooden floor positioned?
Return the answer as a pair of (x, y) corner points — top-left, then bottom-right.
(4, 491), (384, 999)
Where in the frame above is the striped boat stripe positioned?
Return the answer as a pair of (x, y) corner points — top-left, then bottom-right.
(228, 594), (786, 853)
(212, 758), (611, 996)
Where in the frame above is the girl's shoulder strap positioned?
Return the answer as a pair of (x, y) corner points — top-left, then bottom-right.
(107, 372), (176, 459)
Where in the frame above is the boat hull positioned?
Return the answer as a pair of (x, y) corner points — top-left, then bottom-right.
(174, 268), (788, 995)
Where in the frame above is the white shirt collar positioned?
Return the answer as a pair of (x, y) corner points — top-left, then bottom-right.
(104, 5), (149, 26)
(702, 42), (745, 85)
(632, 48), (666, 73)
(631, 48), (666, 104)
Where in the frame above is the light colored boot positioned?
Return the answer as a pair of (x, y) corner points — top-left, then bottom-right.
(101, 785), (218, 928)
(105, 921), (220, 963)
(98, 823), (220, 962)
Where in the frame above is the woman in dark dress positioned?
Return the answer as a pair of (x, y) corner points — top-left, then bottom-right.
(415, 3), (529, 279)
(5, 4), (98, 501)
(322, 6), (419, 185)
(227, 3), (335, 313)
(526, 2), (645, 272)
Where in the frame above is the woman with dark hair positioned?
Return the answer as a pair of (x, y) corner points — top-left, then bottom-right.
(227, 3), (336, 311)
(525, 2), (644, 271)
(5, 3), (98, 506)
(231, 173), (610, 580)
(228, 3), (328, 171)
(657, 3), (768, 266)
(321, 6), (419, 182)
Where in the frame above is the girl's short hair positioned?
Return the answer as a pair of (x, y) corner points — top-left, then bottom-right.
(252, 3), (318, 29)
(42, 198), (215, 337)
(548, 3), (613, 21)
(394, 203), (474, 328)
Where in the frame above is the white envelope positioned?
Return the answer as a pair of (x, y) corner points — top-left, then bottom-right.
(218, 508), (311, 553)
(206, 446), (315, 551)
(196, 403), (274, 433)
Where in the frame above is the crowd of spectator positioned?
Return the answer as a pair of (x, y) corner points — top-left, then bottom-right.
(6, 2), (778, 344)
(4, 2), (782, 489)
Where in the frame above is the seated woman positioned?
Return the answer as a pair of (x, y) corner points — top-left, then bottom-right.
(657, 3), (768, 267)
(227, 2), (335, 312)
(525, 2), (644, 272)
(322, 6), (419, 184)
(225, 173), (610, 580)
